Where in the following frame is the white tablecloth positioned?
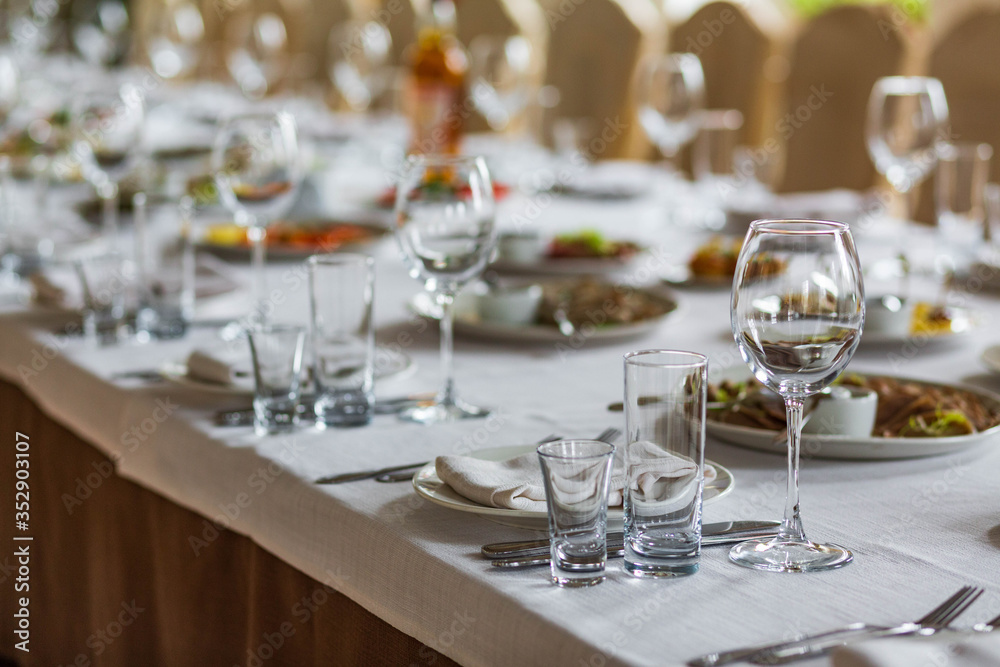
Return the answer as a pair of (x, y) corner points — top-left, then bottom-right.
(3, 165), (1000, 667)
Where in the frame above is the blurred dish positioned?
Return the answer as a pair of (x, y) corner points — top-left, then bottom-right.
(375, 181), (511, 209)
(492, 230), (646, 276)
(862, 302), (975, 345)
(411, 279), (678, 343)
(413, 444), (733, 530)
(196, 219), (389, 260)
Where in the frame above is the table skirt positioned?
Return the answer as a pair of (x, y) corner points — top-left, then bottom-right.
(0, 379), (459, 667)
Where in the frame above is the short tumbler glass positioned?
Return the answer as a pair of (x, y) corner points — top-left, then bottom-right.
(247, 324), (306, 436)
(307, 253), (375, 427)
(537, 439), (615, 588)
(622, 350), (708, 577)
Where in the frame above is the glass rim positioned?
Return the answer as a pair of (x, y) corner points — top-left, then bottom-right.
(405, 153), (488, 168)
(748, 218), (850, 234)
(536, 439), (615, 460)
(307, 252), (374, 267)
(623, 349), (707, 369)
(874, 75), (943, 90)
(246, 322), (306, 336)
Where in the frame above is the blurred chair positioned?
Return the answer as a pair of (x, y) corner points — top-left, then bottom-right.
(455, 0), (547, 133)
(669, 1), (792, 149)
(776, 5), (907, 193)
(541, 0), (665, 159)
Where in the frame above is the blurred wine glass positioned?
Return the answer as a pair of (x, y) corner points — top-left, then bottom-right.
(8, 0), (58, 62)
(328, 20), (392, 112)
(71, 83), (145, 244)
(226, 12), (289, 100)
(71, 0), (131, 68)
(637, 52), (705, 164)
(468, 35), (534, 132)
(212, 112), (302, 323)
(395, 155), (496, 424)
(146, 0), (205, 81)
(0, 53), (19, 126)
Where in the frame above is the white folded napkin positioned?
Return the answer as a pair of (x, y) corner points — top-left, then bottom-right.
(185, 349), (250, 385)
(832, 631), (1000, 667)
(435, 442), (717, 512)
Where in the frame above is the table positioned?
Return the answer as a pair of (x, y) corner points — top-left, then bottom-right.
(2, 169), (1000, 666)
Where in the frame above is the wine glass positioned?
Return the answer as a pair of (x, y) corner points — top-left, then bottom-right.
(395, 155), (497, 424)
(636, 53), (705, 164)
(866, 76), (949, 219)
(71, 0), (131, 68)
(145, 0), (205, 81)
(212, 112), (302, 324)
(468, 35), (534, 132)
(730, 219), (865, 572)
(328, 20), (393, 112)
(226, 12), (289, 100)
(71, 83), (145, 244)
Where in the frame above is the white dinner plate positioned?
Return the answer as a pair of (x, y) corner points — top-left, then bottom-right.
(705, 371), (1000, 460)
(412, 444), (735, 531)
(409, 286), (679, 344)
(159, 346), (414, 395)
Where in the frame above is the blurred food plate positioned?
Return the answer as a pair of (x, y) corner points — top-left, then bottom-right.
(491, 230), (647, 276)
(412, 444), (734, 530)
(410, 279), (679, 344)
(861, 302), (976, 345)
(196, 218), (390, 260)
(706, 369), (1000, 459)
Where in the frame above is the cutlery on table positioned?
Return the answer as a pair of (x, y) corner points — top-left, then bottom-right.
(485, 521), (782, 567)
(372, 428), (620, 483)
(689, 585), (983, 667)
(974, 612), (1000, 633)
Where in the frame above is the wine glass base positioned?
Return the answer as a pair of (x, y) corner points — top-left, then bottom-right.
(398, 399), (491, 424)
(729, 537), (853, 573)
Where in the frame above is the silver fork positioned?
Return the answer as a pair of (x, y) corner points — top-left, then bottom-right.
(690, 585), (983, 667)
(751, 586), (984, 665)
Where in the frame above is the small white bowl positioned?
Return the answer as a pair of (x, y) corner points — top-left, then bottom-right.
(498, 233), (547, 264)
(865, 295), (914, 338)
(476, 284), (543, 325)
(802, 386), (878, 438)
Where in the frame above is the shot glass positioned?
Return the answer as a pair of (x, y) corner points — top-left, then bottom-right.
(73, 252), (134, 346)
(622, 350), (708, 577)
(133, 195), (196, 340)
(537, 439), (615, 587)
(307, 253), (375, 428)
(247, 324), (306, 436)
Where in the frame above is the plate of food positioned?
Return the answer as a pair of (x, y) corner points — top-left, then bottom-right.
(410, 278), (679, 344)
(490, 230), (646, 275)
(374, 181), (512, 209)
(861, 301), (976, 345)
(412, 444), (734, 530)
(196, 218), (390, 260)
(663, 236), (786, 288)
(705, 370), (1000, 459)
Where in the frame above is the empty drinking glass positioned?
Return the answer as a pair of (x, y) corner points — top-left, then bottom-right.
(537, 439), (615, 587)
(636, 53), (705, 166)
(469, 35), (535, 132)
(133, 195), (196, 340)
(308, 253), (375, 428)
(226, 11), (289, 99)
(247, 324), (306, 435)
(74, 252), (135, 345)
(936, 142), (992, 269)
(328, 20), (393, 112)
(693, 109), (743, 185)
(145, 0), (204, 81)
(622, 350), (708, 577)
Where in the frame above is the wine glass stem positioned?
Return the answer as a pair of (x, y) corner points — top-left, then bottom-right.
(100, 183), (119, 249)
(780, 397), (807, 543)
(436, 292), (457, 408)
(247, 223), (267, 324)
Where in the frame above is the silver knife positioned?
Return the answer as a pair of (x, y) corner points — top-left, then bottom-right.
(486, 521), (781, 567)
(315, 460), (430, 485)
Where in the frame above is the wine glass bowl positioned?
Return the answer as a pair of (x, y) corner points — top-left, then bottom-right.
(636, 53), (705, 160)
(226, 12), (290, 99)
(72, 84), (145, 189)
(395, 155), (497, 423)
(468, 35), (534, 132)
(328, 20), (393, 112)
(866, 76), (949, 197)
(730, 219), (864, 572)
(145, 0), (204, 81)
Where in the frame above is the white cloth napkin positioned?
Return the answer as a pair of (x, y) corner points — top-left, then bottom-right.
(185, 349), (250, 385)
(832, 632), (1000, 667)
(435, 442), (717, 512)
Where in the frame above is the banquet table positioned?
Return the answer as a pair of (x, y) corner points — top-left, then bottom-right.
(2, 158), (1000, 667)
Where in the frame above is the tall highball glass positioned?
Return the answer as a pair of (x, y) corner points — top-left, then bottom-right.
(730, 219), (864, 572)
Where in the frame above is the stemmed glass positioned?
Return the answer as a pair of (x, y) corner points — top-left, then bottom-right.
(468, 35), (534, 133)
(730, 219), (865, 572)
(866, 76), (950, 221)
(212, 112), (302, 323)
(395, 155), (497, 424)
(145, 0), (205, 81)
(328, 20), (393, 112)
(636, 53), (705, 166)
(71, 0), (131, 68)
(71, 83), (145, 244)
(226, 12), (289, 100)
